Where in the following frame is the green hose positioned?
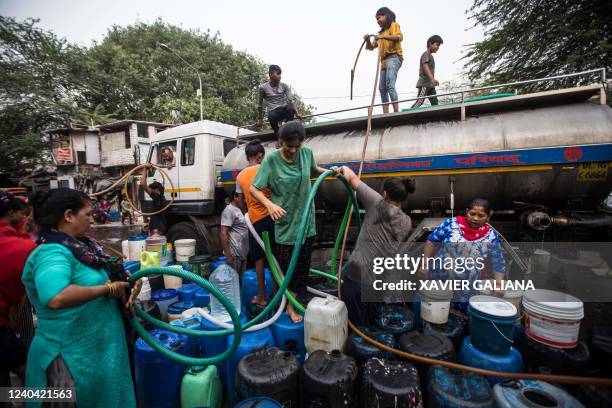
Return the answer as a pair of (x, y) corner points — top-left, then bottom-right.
(309, 268), (341, 283)
(129, 171), (361, 363)
(129, 267), (242, 366)
(263, 171), (361, 312)
(330, 200), (353, 276)
(263, 231), (305, 313)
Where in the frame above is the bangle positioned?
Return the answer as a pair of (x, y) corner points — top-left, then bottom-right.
(105, 282), (114, 298)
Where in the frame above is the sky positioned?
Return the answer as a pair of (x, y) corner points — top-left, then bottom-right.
(0, 0), (484, 121)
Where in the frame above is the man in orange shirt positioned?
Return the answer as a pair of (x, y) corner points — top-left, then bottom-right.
(236, 140), (274, 306)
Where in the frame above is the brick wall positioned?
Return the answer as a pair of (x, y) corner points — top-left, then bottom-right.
(100, 130), (135, 168)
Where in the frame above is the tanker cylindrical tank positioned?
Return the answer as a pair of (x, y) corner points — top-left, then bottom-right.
(223, 103), (612, 212)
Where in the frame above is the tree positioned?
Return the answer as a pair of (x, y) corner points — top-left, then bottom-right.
(0, 17), (92, 172)
(463, 0), (611, 90)
(0, 18), (313, 174)
(85, 20), (313, 126)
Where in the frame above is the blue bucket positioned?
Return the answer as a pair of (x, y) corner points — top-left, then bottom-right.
(469, 295), (517, 355)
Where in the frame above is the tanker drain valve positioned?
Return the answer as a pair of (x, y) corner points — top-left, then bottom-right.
(526, 211), (552, 231)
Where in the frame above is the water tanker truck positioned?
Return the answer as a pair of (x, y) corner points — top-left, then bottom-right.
(144, 79), (612, 254)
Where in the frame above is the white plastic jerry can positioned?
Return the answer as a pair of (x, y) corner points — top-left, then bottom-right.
(304, 296), (348, 354)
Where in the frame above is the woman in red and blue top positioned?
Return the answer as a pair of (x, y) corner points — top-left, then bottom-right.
(420, 198), (506, 312)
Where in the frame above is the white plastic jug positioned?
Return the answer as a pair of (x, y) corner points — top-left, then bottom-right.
(304, 296), (348, 354)
(137, 277), (151, 301)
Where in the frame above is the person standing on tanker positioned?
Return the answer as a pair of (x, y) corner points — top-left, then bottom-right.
(419, 198), (506, 313)
(236, 140), (274, 307)
(411, 35), (443, 108)
(364, 7), (404, 113)
(331, 166), (415, 327)
(250, 121), (328, 323)
(255, 65), (303, 140)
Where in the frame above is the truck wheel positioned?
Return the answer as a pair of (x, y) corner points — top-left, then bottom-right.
(167, 221), (209, 256)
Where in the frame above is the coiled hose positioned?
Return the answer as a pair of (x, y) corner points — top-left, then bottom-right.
(126, 172), (332, 363)
(91, 163), (174, 216)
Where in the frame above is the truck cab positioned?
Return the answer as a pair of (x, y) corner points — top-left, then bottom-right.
(143, 120), (252, 253)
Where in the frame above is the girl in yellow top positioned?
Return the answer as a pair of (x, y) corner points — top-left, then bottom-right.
(364, 7), (404, 113)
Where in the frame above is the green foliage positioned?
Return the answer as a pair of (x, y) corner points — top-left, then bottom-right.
(463, 0), (611, 90)
(0, 17), (90, 170)
(0, 17), (313, 173)
(85, 19), (313, 125)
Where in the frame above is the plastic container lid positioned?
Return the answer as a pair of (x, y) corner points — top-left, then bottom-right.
(129, 235), (146, 241)
(134, 329), (187, 357)
(168, 301), (195, 315)
(190, 255), (212, 264)
(522, 289), (584, 320)
(469, 295), (517, 318)
(235, 397), (282, 408)
(422, 289), (454, 300)
(151, 288), (177, 302)
(175, 239), (196, 246)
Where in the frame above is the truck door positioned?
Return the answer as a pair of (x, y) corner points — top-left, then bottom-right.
(150, 140), (179, 201)
(177, 137), (204, 200)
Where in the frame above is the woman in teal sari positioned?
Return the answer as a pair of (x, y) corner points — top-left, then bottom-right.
(22, 189), (139, 407)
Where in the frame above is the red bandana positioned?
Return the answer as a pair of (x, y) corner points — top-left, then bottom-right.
(456, 216), (490, 241)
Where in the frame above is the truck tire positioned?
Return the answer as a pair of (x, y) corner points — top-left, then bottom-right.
(167, 221), (209, 257)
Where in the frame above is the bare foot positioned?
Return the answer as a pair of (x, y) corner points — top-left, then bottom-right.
(286, 304), (303, 323)
(251, 294), (268, 306)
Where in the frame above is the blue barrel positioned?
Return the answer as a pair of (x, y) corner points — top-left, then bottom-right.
(241, 268), (275, 308)
(234, 396), (282, 408)
(134, 329), (190, 408)
(469, 295), (517, 355)
(428, 365), (496, 408)
(346, 327), (397, 363)
(376, 303), (416, 336)
(226, 329), (275, 407)
(123, 261), (140, 274)
(493, 379), (585, 408)
(167, 301), (194, 321)
(170, 315), (203, 357)
(423, 312), (468, 350)
(176, 284), (200, 302)
(200, 313), (248, 390)
(193, 288), (210, 308)
(459, 336), (523, 385)
(270, 312), (306, 364)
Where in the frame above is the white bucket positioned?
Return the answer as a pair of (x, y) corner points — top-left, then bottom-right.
(137, 277), (151, 301)
(175, 239), (196, 262)
(164, 265), (183, 289)
(478, 279), (523, 311)
(128, 236), (146, 262)
(122, 240), (129, 259)
(532, 249), (551, 274)
(522, 289), (583, 348)
(421, 289), (453, 324)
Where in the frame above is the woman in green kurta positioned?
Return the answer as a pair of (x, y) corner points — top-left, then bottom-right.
(22, 188), (138, 407)
(250, 121), (328, 323)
